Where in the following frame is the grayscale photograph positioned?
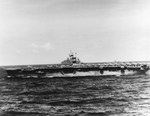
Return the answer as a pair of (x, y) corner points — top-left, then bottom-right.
(0, 0), (150, 116)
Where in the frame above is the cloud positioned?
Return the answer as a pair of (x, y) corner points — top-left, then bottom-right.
(31, 43), (38, 48)
(42, 43), (53, 51)
(31, 42), (54, 53)
(15, 49), (21, 54)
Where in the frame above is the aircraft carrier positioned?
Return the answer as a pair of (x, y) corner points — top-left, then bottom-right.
(0, 52), (150, 78)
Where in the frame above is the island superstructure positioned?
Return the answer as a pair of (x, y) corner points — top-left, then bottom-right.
(61, 52), (81, 65)
(1, 52), (150, 78)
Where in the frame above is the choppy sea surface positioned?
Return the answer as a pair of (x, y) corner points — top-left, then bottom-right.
(0, 75), (150, 116)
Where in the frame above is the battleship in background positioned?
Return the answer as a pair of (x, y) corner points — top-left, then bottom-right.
(0, 52), (150, 78)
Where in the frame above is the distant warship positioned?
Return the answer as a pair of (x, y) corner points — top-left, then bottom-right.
(0, 52), (149, 78)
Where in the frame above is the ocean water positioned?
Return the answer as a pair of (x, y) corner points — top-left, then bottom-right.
(0, 75), (150, 116)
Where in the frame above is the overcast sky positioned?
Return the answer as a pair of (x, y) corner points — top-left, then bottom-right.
(0, 0), (150, 65)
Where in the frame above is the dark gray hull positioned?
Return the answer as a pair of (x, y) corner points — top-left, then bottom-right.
(4, 69), (148, 79)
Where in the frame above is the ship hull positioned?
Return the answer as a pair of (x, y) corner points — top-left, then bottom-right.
(44, 70), (147, 78)
(5, 69), (148, 79)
